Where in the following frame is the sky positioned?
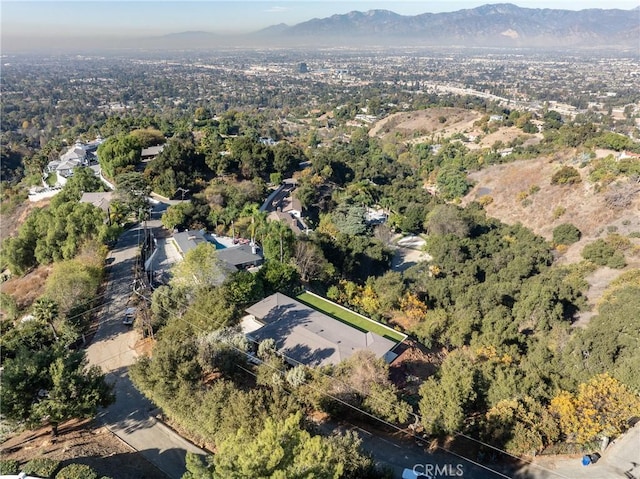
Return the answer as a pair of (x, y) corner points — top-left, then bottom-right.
(2, 1), (639, 38)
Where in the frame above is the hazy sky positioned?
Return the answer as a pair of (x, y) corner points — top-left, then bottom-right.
(3, 1), (640, 38)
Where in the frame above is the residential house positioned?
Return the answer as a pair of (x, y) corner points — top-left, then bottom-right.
(79, 191), (114, 224)
(46, 137), (104, 186)
(141, 144), (165, 162)
(172, 230), (264, 271)
(244, 293), (398, 367)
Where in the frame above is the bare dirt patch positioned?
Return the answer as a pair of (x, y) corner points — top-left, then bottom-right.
(369, 108), (482, 142)
(0, 198), (51, 242)
(1, 264), (53, 312)
(462, 155), (640, 244)
(472, 126), (540, 150)
(1, 419), (166, 479)
(389, 339), (447, 394)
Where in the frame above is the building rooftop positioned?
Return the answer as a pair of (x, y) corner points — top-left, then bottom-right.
(172, 230), (208, 256)
(217, 243), (262, 268)
(141, 144), (165, 157)
(172, 230), (263, 270)
(246, 293), (397, 367)
(79, 191), (113, 212)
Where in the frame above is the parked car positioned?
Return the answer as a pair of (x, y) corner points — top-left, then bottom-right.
(123, 307), (136, 325)
(402, 469), (431, 479)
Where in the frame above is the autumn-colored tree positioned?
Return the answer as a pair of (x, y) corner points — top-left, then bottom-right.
(400, 292), (428, 326)
(355, 284), (380, 317)
(483, 396), (559, 455)
(550, 373), (640, 443)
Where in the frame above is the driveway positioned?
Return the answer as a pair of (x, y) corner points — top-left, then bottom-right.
(86, 206), (205, 479)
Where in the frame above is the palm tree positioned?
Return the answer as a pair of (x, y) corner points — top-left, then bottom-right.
(32, 297), (60, 340)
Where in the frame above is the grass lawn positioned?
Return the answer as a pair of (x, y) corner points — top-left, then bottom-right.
(296, 292), (405, 342)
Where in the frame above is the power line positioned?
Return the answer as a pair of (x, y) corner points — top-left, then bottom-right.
(147, 285), (577, 478)
(139, 289), (527, 479)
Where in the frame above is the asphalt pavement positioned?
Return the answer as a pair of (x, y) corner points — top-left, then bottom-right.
(86, 203), (206, 479)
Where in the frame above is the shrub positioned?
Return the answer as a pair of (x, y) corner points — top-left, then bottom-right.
(0, 459), (19, 474)
(553, 223), (582, 245)
(55, 463), (98, 479)
(607, 252), (627, 269)
(553, 206), (566, 219)
(582, 239), (626, 269)
(551, 166), (581, 185)
(23, 458), (61, 478)
(478, 195), (494, 207)
(607, 233), (632, 251)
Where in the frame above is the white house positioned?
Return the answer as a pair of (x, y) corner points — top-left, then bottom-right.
(46, 137), (104, 186)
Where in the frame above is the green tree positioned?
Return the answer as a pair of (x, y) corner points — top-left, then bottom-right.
(171, 242), (225, 289)
(1, 347), (113, 436)
(551, 166), (581, 185)
(114, 171), (150, 220)
(425, 204), (470, 237)
(436, 165), (471, 200)
(32, 297), (61, 340)
(161, 202), (191, 230)
(259, 260), (300, 296)
(582, 239), (626, 268)
(262, 220), (295, 262)
(419, 351), (479, 435)
(63, 166), (104, 200)
(272, 142), (303, 176)
(213, 412), (344, 478)
(483, 396), (559, 455)
(97, 133), (141, 179)
(331, 203), (367, 236)
(183, 452), (214, 479)
(552, 223), (581, 245)
(44, 258), (102, 316)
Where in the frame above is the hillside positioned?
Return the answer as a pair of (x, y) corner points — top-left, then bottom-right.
(462, 155), (640, 258)
(260, 4), (639, 48)
(462, 154), (640, 323)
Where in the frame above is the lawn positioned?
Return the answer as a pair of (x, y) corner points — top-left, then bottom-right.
(296, 292), (405, 342)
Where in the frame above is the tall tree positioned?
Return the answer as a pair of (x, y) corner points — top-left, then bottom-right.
(1, 347), (113, 436)
(550, 373), (640, 444)
(171, 242), (225, 289)
(213, 412), (344, 479)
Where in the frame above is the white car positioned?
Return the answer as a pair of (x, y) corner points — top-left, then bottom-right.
(123, 307), (136, 325)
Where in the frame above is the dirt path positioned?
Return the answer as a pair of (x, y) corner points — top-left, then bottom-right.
(572, 266), (623, 328)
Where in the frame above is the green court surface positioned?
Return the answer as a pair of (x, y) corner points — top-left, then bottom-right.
(296, 291), (405, 342)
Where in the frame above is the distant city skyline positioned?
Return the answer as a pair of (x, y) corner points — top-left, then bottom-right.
(3, 0), (640, 39)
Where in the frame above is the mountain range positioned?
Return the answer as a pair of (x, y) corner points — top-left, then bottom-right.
(247, 3), (639, 48)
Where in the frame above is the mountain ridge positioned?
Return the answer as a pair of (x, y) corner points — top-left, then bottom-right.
(252, 3), (639, 48)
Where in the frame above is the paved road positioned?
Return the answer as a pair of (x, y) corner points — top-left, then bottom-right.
(86, 203), (205, 479)
(516, 422), (640, 479)
(322, 420), (514, 479)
